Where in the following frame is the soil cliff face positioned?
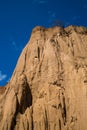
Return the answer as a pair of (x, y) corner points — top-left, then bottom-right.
(0, 26), (87, 130)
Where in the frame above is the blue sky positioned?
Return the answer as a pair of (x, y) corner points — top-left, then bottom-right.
(0, 0), (87, 86)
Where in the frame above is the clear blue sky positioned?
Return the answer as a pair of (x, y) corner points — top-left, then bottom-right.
(0, 0), (87, 86)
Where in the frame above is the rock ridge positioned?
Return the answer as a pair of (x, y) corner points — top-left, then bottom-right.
(0, 25), (87, 130)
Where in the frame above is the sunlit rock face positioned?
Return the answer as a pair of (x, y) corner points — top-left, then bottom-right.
(0, 25), (87, 130)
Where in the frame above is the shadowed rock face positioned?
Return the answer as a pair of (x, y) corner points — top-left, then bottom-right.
(0, 25), (87, 130)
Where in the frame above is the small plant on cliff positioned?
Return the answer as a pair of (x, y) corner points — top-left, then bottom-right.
(51, 20), (65, 28)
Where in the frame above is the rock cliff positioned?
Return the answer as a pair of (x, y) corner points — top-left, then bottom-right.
(0, 25), (87, 130)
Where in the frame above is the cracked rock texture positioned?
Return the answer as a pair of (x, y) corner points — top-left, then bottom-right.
(0, 25), (87, 130)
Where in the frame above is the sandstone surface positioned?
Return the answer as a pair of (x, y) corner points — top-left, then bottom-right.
(0, 25), (87, 130)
